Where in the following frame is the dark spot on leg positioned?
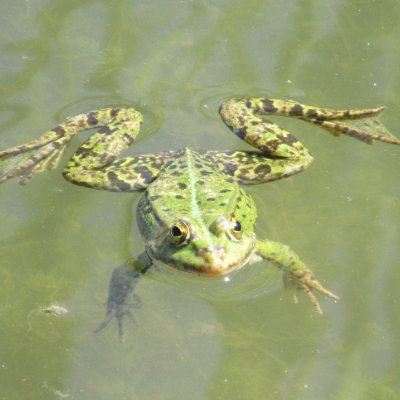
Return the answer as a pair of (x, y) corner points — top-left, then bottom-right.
(134, 165), (156, 184)
(306, 109), (318, 118)
(277, 133), (298, 145)
(123, 133), (134, 143)
(107, 171), (131, 191)
(53, 126), (66, 137)
(263, 99), (278, 113)
(222, 162), (238, 176)
(254, 164), (272, 176)
(87, 112), (99, 126)
(236, 127), (247, 139)
(267, 139), (280, 151)
(98, 125), (113, 135)
(110, 108), (120, 118)
(289, 104), (304, 116)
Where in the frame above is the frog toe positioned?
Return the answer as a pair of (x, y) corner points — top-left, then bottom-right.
(94, 296), (141, 341)
(302, 277), (338, 314)
(0, 140), (67, 184)
(287, 269), (339, 314)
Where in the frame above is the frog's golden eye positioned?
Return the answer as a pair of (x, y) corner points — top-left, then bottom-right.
(170, 221), (190, 245)
(228, 218), (243, 240)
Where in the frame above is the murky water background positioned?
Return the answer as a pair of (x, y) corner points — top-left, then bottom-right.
(1, 1), (399, 399)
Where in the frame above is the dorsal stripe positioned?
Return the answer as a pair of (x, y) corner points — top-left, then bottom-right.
(185, 149), (213, 245)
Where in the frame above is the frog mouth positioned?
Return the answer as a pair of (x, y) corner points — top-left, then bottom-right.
(192, 245), (255, 275)
(147, 234), (257, 276)
(154, 241), (257, 276)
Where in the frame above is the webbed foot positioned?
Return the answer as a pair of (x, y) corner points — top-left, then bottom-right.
(0, 133), (70, 184)
(256, 240), (338, 314)
(94, 254), (152, 341)
(284, 268), (339, 315)
(300, 104), (400, 145)
(93, 291), (142, 342)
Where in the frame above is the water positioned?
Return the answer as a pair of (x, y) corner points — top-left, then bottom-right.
(1, 1), (399, 399)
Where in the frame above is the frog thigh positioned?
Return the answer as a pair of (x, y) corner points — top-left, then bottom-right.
(220, 99), (312, 159)
(208, 150), (313, 184)
(63, 151), (173, 191)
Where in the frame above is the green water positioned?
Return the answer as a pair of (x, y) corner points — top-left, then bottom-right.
(1, 1), (399, 399)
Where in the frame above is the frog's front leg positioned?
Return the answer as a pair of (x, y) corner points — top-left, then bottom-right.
(256, 240), (338, 314)
(94, 252), (153, 342)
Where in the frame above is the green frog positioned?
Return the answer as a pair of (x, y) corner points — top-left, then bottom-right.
(1, 97), (399, 338)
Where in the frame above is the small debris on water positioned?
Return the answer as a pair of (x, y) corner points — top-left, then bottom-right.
(42, 305), (68, 317)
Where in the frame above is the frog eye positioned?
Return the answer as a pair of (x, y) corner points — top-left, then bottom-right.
(228, 218), (243, 240)
(170, 221), (190, 245)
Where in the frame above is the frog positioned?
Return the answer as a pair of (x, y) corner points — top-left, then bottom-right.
(1, 97), (399, 339)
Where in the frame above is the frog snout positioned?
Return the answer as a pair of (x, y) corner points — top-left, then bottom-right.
(197, 245), (225, 257)
(197, 246), (229, 271)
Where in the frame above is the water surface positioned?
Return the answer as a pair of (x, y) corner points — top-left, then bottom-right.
(1, 1), (399, 399)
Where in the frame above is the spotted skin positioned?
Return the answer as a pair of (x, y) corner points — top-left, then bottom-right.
(1, 98), (399, 334)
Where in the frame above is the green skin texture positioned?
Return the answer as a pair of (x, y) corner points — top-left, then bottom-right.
(1, 97), (399, 336)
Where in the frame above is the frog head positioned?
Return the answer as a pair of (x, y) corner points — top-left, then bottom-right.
(152, 215), (256, 275)
(137, 184), (257, 275)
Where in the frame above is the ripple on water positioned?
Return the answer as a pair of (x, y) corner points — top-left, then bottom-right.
(148, 259), (282, 303)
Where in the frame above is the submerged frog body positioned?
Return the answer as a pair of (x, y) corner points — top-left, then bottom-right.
(1, 97), (399, 338)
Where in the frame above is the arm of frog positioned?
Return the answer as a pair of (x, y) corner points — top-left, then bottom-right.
(94, 252), (153, 342)
(255, 240), (339, 314)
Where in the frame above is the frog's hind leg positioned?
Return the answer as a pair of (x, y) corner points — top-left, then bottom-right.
(64, 151), (172, 191)
(208, 150), (313, 184)
(0, 107), (170, 190)
(220, 98), (314, 160)
(265, 98), (400, 144)
(0, 129), (70, 185)
(221, 98), (400, 148)
(217, 99), (314, 183)
(218, 97), (399, 183)
(0, 107), (141, 185)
